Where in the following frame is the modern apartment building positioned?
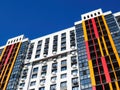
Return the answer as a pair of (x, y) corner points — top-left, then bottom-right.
(0, 9), (120, 90)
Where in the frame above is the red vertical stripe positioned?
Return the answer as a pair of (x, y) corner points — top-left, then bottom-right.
(91, 18), (99, 38)
(4, 44), (14, 65)
(92, 86), (96, 90)
(101, 57), (111, 83)
(85, 41), (91, 60)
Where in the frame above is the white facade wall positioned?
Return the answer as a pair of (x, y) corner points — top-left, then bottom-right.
(17, 27), (80, 90)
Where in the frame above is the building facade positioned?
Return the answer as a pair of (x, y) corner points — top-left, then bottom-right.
(0, 9), (120, 90)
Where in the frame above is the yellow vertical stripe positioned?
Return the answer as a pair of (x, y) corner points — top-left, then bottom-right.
(102, 37), (109, 55)
(3, 42), (21, 90)
(108, 55), (118, 81)
(82, 21), (88, 41)
(97, 17), (104, 36)
(88, 60), (96, 86)
(109, 83), (113, 90)
(115, 81), (119, 90)
(0, 47), (6, 79)
(102, 15), (120, 67)
(97, 38), (104, 56)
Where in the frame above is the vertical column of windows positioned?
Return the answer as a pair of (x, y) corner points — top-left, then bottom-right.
(43, 38), (50, 56)
(70, 30), (76, 48)
(7, 41), (29, 90)
(19, 68), (28, 88)
(51, 63), (57, 74)
(27, 43), (34, 59)
(76, 23), (92, 90)
(72, 78), (79, 90)
(71, 56), (77, 67)
(41, 65), (47, 77)
(31, 67), (38, 79)
(61, 33), (66, 51)
(35, 40), (42, 58)
(52, 35), (58, 53)
(106, 14), (120, 56)
(61, 60), (67, 71)
(87, 19), (105, 90)
(84, 20), (97, 90)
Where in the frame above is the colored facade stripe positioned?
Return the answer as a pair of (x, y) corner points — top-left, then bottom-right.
(108, 55), (119, 82)
(0, 45), (15, 86)
(109, 83), (113, 90)
(115, 81), (119, 90)
(92, 86), (96, 90)
(0, 45), (15, 84)
(102, 15), (120, 67)
(85, 41), (91, 60)
(97, 17), (104, 36)
(101, 57), (111, 83)
(91, 18), (99, 38)
(0, 47), (6, 62)
(88, 60), (96, 86)
(97, 38), (104, 56)
(82, 21), (88, 41)
(3, 42), (21, 90)
(102, 37), (109, 55)
(4, 44), (14, 64)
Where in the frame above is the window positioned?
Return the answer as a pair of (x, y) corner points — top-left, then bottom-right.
(22, 75), (27, 79)
(41, 65), (47, 76)
(72, 70), (78, 74)
(61, 47), (66, 51)
(31, 74), (37, 78)
(39, 87), (45, 90)
(52, 63), (57, 68)
(52, 69), (57, 73)
(40, 79), (46, 83)
(33, 67), (38, 72)
(19, 83), (25, 87)
(61, 66), (67, 71)
(61, 33), (66, 37)
(60, 81), (67, 88)
(30, 81), (36, 86)
(61, 73), (67, 79)
(71, 56), (77, 66)
(72, 78), (79, 85)
(42, 65), (47, 71)
(35, 54), (40, 58)
(50, 84), (56, 90)
(38, 40), (42, 45)
(61, 60), (67, 66)
(41, 72), (46, 76)
(72, 86), (79, 90)
(51, 76), (57, 81)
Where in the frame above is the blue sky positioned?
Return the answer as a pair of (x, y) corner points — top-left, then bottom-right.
(0, 0), (120, 46)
